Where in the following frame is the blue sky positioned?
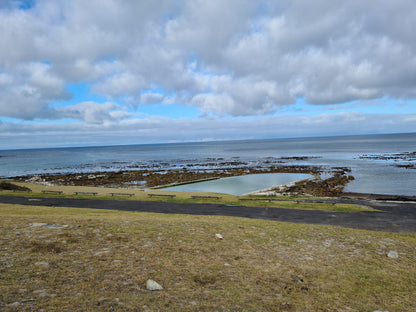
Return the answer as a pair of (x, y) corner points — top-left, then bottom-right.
(0, 0), (415, 149)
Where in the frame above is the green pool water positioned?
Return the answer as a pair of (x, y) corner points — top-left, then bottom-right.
(162, 173), (313, 195)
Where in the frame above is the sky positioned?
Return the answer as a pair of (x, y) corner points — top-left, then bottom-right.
(0, 0), (415, 149)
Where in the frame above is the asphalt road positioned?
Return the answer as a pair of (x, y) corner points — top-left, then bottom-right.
(1, 195), (416, 233)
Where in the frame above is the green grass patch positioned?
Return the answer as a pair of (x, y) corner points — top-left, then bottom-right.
(165, 196), (377, 212)
(0, 203), (414, 311)
(0, 189), (377, 212)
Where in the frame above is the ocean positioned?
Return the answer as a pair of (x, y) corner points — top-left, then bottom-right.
(1, 133), (415, 195)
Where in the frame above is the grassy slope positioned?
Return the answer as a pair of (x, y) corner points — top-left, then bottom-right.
(1, 203), (415, 311)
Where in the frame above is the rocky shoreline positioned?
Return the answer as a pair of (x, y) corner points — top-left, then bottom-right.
(250, 173), (355, 197)
(13, 165), (322, 188)
(10, 164), (359, 198)
(359, 151), (416, 170)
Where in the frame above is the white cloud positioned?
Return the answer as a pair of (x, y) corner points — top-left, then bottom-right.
(55, 101), (131, 124)
(0, 62), (70, 119)
(0, 0), (415, 139)
(140, 92), (165, 105)
(191, 93), (236, 115)
(92, 72), (145, 98)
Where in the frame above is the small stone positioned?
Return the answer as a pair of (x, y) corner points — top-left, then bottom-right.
(387, 251), (398, 259)
(94, 250), (110, 256)
(33, 289), (55, 297)
(33, 290), (45, 294)
(45, 224), (68, 229)
(33, 289), (49, 297)
(31, 222), (48, 227)
(30, 222), (68, 229)
(35, 261), (50, 268)
(8, 302), (20, 307)
(215, 233), (223, 240)
(146, 279), (163, 291)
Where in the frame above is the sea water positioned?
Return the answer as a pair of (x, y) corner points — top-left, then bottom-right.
(0, 133), (415, 195)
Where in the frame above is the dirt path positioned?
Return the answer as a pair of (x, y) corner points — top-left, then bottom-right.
(1, 195), (416, 233)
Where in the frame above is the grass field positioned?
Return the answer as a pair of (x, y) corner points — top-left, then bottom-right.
(1, 203), (415, 311)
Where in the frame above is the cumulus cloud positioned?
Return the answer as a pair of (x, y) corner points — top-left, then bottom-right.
(55, 102), (131, 124)
(0, 0), (415, 140)
(0, 62), (70, 119)
(140, 92), (165, 105)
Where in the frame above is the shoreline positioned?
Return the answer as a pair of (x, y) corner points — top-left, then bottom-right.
(12, 165), (326, 187)
(11, 165), (356, 197)
(7, 168), (416, 201)
(3, 160), (414, 198)
(4, 177), (416, 203)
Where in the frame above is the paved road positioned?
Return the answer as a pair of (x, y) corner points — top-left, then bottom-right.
(1, 195), (416, 233)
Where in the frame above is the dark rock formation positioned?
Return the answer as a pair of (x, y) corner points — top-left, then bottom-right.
(283, 173), (355, 197)
(0, 182), (31, 192)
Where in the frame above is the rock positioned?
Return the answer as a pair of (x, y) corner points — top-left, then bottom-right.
(215, 233), (223, 240)
(45, 224), (68, 229)
(31, 222), (48, 227)
(7, 302), (20, 307)
(387, 250), (398, 259)
(94, 250), (110, 256)
(0, 182), (31, 191)
(32, 289), (56, 297)
(146, 279), (163, 291)
(30, 223), (68, 229)
(33, 289), (48, 297)
(35, 261), (50, 268)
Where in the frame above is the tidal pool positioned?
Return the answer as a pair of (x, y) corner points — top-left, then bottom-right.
(162, 173), (313, 196)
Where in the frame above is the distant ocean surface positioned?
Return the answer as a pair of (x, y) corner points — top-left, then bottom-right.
(1, 133), (415, 196)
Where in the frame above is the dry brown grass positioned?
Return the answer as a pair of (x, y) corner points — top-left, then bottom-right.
(1, 203), (415, 311)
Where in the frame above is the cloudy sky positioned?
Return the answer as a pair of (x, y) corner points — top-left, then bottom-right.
(0, 0), (415, 149)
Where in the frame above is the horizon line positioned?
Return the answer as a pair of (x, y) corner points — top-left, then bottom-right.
(1, 131), (415, 152)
